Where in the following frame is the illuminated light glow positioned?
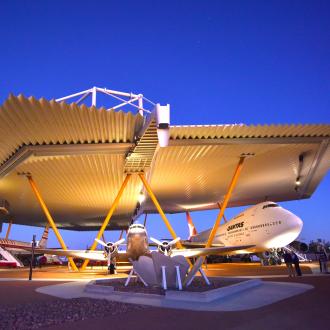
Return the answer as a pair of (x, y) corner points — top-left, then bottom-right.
(178, 202), (215, 210)
(264, 230), (301, 249)
(138, 192), (146, 204)
(235, 249), (252, 254)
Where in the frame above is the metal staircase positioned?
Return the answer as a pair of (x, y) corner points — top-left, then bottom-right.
(283, 245), (310, 262)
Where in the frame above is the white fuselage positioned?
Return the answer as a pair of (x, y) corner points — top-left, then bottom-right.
(191, 202), (303, 253)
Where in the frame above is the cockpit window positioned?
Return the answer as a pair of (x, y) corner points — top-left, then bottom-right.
(130, 224), (144, 229)
(263, 203), (279, 209)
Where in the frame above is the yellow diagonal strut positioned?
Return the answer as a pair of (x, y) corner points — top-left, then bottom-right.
(26, 175), (79, 272)
(139, 173), (193, 267)
(139, 173), (184, 249)
(80, 174), (131, 271)
(139, 174), (193, 267)
(205, 156), (246, 248)
(5, 220), (12, 239)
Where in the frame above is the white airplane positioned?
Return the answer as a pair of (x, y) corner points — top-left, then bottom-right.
(0, 226), (49, 253)
(179, 201), (303, 263)
(0, 226), (49, 267)
(26, 201), (302, 268)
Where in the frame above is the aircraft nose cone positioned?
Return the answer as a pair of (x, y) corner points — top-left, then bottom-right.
(294, 215), (303, 232)
(287, 214), (303, 242)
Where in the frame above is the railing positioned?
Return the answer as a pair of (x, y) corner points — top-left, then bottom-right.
(283, 245), (310, 262)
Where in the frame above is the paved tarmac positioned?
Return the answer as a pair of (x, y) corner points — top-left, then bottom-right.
(0, 262), (314, 280)
(54, 276), (330, 330)
(0, 263), (328, 330)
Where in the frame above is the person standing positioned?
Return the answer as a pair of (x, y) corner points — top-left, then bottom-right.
(291, 252), (302, 276)
(283, 250), (295, 277)
(319, 249), (329, 274)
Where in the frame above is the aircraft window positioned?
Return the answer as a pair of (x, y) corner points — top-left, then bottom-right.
(131, 224), (144, 229)
(263, 203), (279, 209)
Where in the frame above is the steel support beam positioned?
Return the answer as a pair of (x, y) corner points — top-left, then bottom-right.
(26, 175), (79, 271)
(80, 174), (131, 271)
(5, 220), (12, 239)
(0, 143), (133, 179)
(169, 136), (325, 147)
(217, 202), (227, 223)
(205, 156), (246, 248)
(138, 173), (192, 270)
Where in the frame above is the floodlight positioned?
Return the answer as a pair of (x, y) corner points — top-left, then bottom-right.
(138, 192), (146, 204)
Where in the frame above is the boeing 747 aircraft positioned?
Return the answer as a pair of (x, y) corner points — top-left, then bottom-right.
(176, 201), (303, 263)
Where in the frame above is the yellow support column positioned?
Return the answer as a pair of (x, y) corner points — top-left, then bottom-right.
(5, 221), (12, 239)
(139, 173), (184, 250)
(205, 156), (246, 248)
(217, 202), (228, 224)
(80, 174), (131, 271)
(26, 175), (79, 272)
(139, 174), (193, 268)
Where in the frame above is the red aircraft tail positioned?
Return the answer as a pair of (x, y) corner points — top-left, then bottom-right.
(186, 212), (197, 240)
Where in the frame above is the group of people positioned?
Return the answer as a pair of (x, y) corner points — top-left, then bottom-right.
(283, 248), (329, 277)
(283, 250), (302, 277)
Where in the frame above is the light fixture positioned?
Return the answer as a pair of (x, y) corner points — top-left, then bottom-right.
(295, 177), (301, 186)
(138, 191), (145, 204)
(155, 104), (170, 147)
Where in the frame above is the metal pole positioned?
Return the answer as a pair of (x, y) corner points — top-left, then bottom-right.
(80, 174), (131, 271)
(5, 221), (12, 239)
(217, 202), (228, 223)
(92, 87), (97, 107)
(138, 95), (144, 116)
(205, 156), (246, 248)
(26, 175), (79, 271)
(29, 234), (36, 281)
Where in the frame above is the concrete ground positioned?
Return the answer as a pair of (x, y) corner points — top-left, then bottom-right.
(56, 276), (330, 330)
(0, 263), (329, 330)
(0, 262), (314, 280)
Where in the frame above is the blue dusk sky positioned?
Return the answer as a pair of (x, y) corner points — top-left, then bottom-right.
(0, 1), (329, 248)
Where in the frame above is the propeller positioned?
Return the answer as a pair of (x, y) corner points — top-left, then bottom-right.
(95, 238), (125, 255)
(150, 237), (181, 256)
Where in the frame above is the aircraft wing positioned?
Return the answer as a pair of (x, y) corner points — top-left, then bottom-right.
(171, 244), (255, 258)
(180, 241), (224, 248)
(23, 248), (127, 261)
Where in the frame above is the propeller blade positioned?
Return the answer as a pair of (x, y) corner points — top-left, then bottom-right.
(95, 238), (108, 247)
(113, 238), (125, 246)
(168, 237), (181, 246)
(150, 237), (163, 246)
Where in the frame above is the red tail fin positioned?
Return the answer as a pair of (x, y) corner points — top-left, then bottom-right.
(186, 212), (197, 240)
(39, 225), (49, 248)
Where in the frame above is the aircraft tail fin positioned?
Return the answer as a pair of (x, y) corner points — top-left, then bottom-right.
(39, 225), (49, 248)
(186, 212), (197, 240)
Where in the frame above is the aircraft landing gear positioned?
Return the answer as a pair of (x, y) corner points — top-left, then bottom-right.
(260, 249), (282, 266)
(108, 263), (116, 275)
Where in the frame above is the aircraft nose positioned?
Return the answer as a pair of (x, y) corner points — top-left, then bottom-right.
(294, 215), (303, 231)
